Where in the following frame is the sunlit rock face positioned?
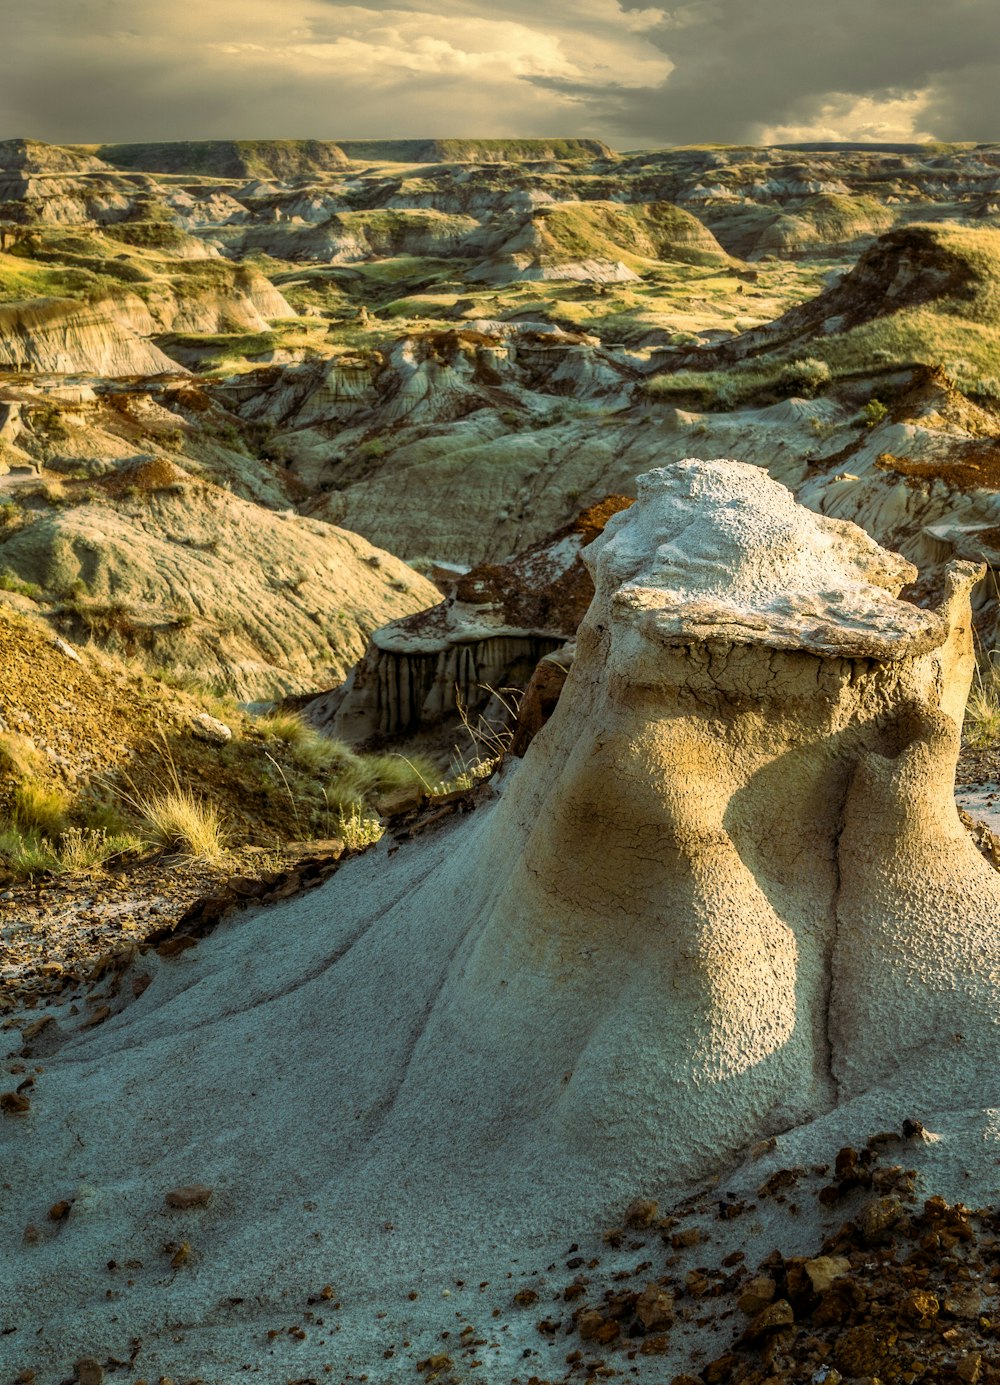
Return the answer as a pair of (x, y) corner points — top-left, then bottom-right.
(440, 459), (996, 1184)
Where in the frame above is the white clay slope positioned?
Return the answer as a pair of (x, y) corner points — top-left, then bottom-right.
(4, 459), (1000, 1381)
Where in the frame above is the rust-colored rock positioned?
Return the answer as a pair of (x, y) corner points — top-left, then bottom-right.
(80, 1005), (111, 1029)
(165, 1184), (213, 1209)
(670, 1227), (701, 1249)
(509, 653), (571, 758)
(156, 934), (199, 960)
(737, 1276), (777, 1315)
(577, 1309), (619, 1344)
(858, 1194), (906, 1243)
(742, 1298), (794, 1343)
(834, 1322), (899, 1377)
(1, 1091), (30, 1114)
(623, 1197), (659, 1229)
(635, 1282), (675, 1331)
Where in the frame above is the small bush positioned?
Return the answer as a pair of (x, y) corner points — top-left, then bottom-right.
(0, 828), (58, 878)
(0, 568), (42, 600)
(965, 658), (1000, 747)
(336, 804), (384, 851)
(861, 398), (889, 428)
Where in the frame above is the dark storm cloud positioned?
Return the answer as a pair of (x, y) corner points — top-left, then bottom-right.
(589, 0), (1000, 144)
(2, 0), (998, 147)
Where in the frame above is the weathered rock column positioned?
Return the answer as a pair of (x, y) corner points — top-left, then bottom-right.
(428, 459), (994, 1183)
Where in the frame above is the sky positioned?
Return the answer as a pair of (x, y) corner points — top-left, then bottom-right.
(3, 0), (999, 149)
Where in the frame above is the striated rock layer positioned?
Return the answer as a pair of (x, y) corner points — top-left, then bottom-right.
(311, 496), (632, 741)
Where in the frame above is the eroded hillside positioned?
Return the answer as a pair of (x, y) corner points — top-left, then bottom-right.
(4, 136), (1000, 829)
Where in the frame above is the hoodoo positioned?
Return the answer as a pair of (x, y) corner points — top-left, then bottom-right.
(8, 460), (1000, 1377)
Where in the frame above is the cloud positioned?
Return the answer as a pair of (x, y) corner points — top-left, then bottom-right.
(592, 0), (1000, 145)
(0, 0), (669, 143)
(1, 0), (998, 148)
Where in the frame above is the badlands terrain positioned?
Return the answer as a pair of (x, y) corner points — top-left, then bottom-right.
(5, 135), (1000, 1382)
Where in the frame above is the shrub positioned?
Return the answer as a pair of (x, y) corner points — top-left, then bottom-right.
(776, 357), (832, 397)
(134, 787), (228, 861)
(0, 828), (58, 878)
(862, 398), (889, 428)
(965, 657), (1000, 748)
(336, 804), (384, 851)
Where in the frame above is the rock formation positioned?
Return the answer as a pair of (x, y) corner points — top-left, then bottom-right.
(457, 460), (996, 1179)
(6, 460), (1000, 1378)
(310, 496), (631, 742)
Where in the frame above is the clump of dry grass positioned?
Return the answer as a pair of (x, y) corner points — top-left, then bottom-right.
(117, 735), (230, 861)
(965, 656), (1000, 747)
(257, 710), (439, 803)
(57, 825), (143, 874)
(13, 780), (70, 838)
(134, 786), (228, 861)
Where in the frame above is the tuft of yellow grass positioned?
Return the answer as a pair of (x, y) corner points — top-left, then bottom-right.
(56, 825), (143, 874)
(134, 786), (228, 861)
(13, 781), (70, 838)
(965, 657), (1000, 748)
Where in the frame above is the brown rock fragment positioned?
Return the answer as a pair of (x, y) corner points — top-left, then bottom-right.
(1, 1091), (30, 1114)
(20, 1016), (53, 1042)
(858, 1194), (905, 1243)
(704, 1356), (741, 1384)
(164, 1184), (213, 1210)
(577, 1309), (619, 1344)
(635, 1282), (674, 1331)
(737, 1276), (777, 1315)
(834, 1322), (899, 1377)
(75, 1360), (104, 1385)
(902, 1288), (940, 1327)
(804, 1255), (851, 1294)
(670, 1227), (701, 1249)
(741, 1298), (794, 1343)
(80, 1005), (111, 1030)
(48, 1199), (72, 1222)
(156, 935), (198, 960)
(623, 1198), (658, 1229)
